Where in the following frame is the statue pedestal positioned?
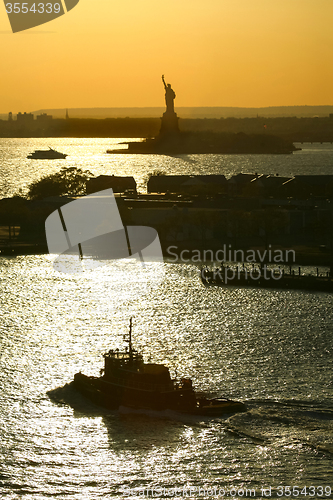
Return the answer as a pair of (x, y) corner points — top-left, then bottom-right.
(159, 111), (179, 136)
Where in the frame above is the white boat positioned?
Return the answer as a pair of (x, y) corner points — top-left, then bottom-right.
(27, 147), (67, 159)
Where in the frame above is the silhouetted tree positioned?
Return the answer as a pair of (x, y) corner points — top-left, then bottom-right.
(27, 167), (94, 200)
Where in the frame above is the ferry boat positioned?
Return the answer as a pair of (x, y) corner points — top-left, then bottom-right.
(73, 319), (246, 416)
(27, 147), (67, 159)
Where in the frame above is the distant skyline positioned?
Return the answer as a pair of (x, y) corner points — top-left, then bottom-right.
(1, 0), (332, 112)
(2, 105), (333, 120)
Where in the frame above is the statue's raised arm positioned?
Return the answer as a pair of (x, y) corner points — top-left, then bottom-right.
(162, 75), (167, 91)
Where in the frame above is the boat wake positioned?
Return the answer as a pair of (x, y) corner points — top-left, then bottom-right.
(226, 400), (333, 454)
(47, 386), (333, 453)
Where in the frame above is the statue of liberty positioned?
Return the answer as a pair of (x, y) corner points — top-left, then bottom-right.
(162, 75), (176, 113)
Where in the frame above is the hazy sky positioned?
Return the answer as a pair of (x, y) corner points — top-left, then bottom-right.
(1, 0), (333, 112)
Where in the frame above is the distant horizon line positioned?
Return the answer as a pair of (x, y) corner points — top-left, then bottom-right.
(16, 104), (333, 111)
(2, 104), (333, 119)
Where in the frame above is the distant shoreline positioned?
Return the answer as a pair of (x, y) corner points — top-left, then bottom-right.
(1, 116), (333, 142)
(2, 105), (333, 120)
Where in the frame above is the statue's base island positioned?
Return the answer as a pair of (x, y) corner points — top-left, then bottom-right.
(107, 77), (297, 155)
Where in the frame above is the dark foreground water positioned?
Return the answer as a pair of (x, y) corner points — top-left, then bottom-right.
(0, 256), (332, 499)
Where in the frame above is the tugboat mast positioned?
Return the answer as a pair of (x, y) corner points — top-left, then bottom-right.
(129, 317), (133, 359)
(122, 317), (138, 362)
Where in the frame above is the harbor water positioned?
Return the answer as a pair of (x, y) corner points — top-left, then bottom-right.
(0, 139), (332, 499)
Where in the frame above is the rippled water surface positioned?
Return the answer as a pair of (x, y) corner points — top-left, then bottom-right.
(0, 140), (332, 499)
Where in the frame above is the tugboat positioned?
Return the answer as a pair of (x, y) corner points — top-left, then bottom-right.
(73, 319), (246, 416)
(27, 147), (67, 159)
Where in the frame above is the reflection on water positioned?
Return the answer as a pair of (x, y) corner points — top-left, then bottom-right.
(2, 138), (333, 197)
(1, 139), (333, 497)
(0, 254), (332, 498)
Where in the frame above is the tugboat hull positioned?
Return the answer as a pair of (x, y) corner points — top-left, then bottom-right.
(193, 398), (246, 416)
(73, 373), (246, 416)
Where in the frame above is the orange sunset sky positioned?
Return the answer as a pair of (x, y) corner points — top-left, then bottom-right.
(1, 0), (333, 112)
